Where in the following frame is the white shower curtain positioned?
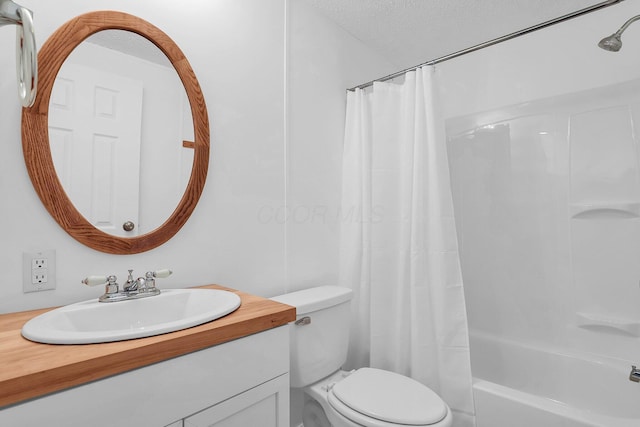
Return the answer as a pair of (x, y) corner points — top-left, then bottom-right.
(339, 66), (476, 427)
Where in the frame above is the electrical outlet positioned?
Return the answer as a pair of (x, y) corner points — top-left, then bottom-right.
(32, 271), (48, 284)
(23, 250), (56, 293)
(32, 258), (48, 269)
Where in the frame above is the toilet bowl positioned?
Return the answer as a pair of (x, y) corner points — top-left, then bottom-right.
(303, 369), (452, 427)
(271, 286), (453, 427)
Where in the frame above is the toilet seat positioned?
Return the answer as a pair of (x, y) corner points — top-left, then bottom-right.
(327, 368), (448, 426)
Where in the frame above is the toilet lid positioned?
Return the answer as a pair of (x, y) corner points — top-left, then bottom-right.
(329, 368), (448, 426)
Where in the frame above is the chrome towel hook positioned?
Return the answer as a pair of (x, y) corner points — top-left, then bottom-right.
(0, 0), (37, 107)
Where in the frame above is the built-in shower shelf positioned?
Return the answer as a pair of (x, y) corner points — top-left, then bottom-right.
(576, 312), (640, 336)
(570, 202), (640, 219)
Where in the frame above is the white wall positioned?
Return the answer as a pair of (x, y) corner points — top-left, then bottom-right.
(0, 0), (287, 312)
(285, 0), (396, 293)
(441, 1), (640, 362)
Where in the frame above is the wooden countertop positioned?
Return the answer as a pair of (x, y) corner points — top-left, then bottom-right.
(0, 285), (295, 408)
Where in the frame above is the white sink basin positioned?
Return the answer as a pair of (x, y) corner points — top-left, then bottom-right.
(21, 289), (241, 344)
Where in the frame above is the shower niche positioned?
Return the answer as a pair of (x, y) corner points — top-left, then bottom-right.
(569, 94), (640, 336)
(569, 105), (640, 219)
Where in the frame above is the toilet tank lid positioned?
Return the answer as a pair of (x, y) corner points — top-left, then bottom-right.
(271, 286), (352, 315)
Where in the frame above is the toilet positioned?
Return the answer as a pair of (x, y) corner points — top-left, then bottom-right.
(271, 286), (453, 427)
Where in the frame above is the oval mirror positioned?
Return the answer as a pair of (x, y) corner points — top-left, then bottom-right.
(22, 11), (209, 254)
(50, 30), (193, 237)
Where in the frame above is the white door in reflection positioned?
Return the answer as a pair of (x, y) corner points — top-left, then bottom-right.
(49, 63), (143, 237)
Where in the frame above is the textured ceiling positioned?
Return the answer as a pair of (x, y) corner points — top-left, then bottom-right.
(302, 0), (608, 70)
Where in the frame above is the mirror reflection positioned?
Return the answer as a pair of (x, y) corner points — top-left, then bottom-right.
(48, 30), (194, 237)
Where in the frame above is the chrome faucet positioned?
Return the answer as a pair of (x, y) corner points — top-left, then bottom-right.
(123, 269), (138, 292)
(630, 366), (640, 383)
(82, 269), (172, 303)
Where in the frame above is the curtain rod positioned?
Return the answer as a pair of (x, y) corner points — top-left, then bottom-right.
(348, 0), (625, 91)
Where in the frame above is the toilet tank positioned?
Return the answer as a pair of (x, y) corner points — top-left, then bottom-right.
(271, 286), (353, 388)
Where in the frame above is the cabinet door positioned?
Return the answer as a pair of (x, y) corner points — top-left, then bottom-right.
(184, 374), (289, 427)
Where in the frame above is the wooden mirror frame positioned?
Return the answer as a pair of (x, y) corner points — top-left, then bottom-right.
(22, 11), (209, 254)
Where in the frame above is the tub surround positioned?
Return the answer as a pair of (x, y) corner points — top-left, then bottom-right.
(0, 285), (295, 408)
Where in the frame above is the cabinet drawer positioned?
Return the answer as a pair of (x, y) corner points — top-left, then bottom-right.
(185, 374), (289, 427)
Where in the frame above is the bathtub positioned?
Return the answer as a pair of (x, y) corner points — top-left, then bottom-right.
(470, 332), (640, 427)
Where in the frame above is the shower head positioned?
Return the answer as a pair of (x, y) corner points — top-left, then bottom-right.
(598, 14), (640, 52)
(598, 32), (623, 51)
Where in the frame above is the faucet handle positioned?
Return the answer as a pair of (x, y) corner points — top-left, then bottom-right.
(152, 269), (172, 278)
(82, 275), (119, 299)
(142, 269), (171, 292)
(82, 275), (109, 286)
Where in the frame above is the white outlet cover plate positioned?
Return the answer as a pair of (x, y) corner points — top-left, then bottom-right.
(23, 250), (56, 293)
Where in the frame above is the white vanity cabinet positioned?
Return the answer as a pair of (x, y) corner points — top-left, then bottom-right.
(181, 374), (288, 427)
(0, 326), (290, 427)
